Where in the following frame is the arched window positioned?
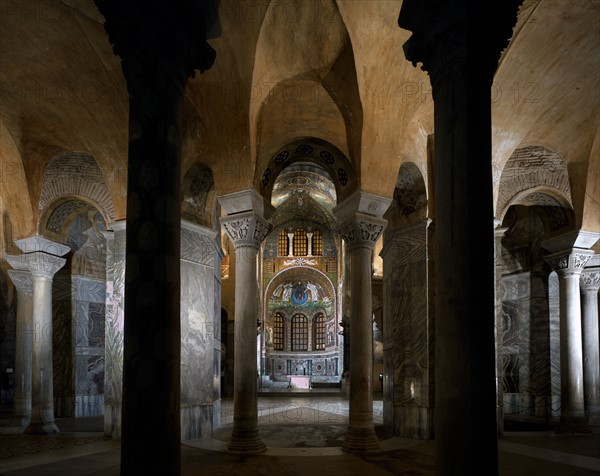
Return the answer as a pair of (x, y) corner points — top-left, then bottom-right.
(277, 229), (288, 256)
(313, 313), (326, 350)
(312, 229), (323, 256)
(291, 314), (308, 351)
(293, 228), (307, 256)
(273, 313), (284, 351)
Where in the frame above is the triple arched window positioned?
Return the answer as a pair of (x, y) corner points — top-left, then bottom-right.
(277, 227), (324, 257)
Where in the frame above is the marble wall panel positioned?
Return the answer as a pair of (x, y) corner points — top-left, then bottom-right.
(548, 272), (561, 404)
(500, 272), (552, 417)
(381, 222), (432, 439)
(104, 227), (125, 438)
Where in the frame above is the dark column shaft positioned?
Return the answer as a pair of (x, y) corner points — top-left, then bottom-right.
(120, 69), (184, 474)
(433, 61), (499, 474)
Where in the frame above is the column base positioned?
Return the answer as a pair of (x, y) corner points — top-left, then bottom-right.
(24, 421), (59, 435)
(341, 425), (380, 453)
(226, 428), (267, 455)
(555, 416), (592, 434)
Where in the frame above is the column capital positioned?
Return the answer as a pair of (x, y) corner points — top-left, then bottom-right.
(337, 213), (387, 251)
(545, 248), (595, 278)
(580, 255), (600, 292)
(220, 212), (270, 250)
(17, 252), (67, 279)
(94, 0), (220, 91)
(7, 269), (33, 295)
(398, 0), (522, 84)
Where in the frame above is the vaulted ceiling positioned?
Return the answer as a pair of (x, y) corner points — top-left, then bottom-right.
(0, 0), (598, 243)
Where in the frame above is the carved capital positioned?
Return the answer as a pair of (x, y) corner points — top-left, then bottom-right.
(94, 1), (220, 92)
(7, 269), (33, 294)
(545, 249), (594, 278)
(19, 252), (67, 279)
(580, 269), (600, 293)
(221, 212), (270, 249)
(338, 214), (387, 251)
(398, 0), (522, 84)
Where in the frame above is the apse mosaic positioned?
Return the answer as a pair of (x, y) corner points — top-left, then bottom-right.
(268, 280), (333, 314)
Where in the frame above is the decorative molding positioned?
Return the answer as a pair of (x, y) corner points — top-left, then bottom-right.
(283, 257), (318, 267)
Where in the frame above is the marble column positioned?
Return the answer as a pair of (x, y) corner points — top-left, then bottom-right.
(6, 265), (33, 427)
(219, 189), (273, 454)
(102, 221), (126, 439)
(9, 236), (70, 435)
(307, 232), (314, 256)
(494, 220), (508, 436)
(580, 255), (600, 428)
(333, 191), (390, 453)
(399, 2), (521, 472)
(543, 231), (598, 433)
(95, 3), (218, 473)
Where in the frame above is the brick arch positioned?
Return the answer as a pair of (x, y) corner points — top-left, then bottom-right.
(38, 151), (115, 224)
(496, 146), (571, 219)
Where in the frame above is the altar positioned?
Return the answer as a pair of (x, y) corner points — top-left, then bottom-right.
(289, 375), (311, 389)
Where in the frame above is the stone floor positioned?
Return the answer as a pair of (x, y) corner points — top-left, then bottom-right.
(1, 394), (599, 475)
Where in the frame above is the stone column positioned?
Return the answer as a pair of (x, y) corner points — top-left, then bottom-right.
(580, 255), (600, 428)
(494, 220), (508, 436)
(307, 232), (314, 256)
(333, 191), (390, 453)
(399, 2), (521, 472)
(543, 231), (598, 433)
(95, 3), (218, 473)
(102, 221), (126, 439)
(9, 236), (70, 435)
(219, 189), (273, 454)
(6, 265), (33, 427)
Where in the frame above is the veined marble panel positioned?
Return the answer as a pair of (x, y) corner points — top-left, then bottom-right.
(75, 277), (106, 303)
(181, 221), (218, 267)
(500, 272), (553, 416)
(180, 259), (219, 439)
(548, 273), (560, 396)
(381, 221), (432, 439)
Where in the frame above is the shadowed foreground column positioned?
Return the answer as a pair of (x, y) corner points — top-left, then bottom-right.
(398, 1), (522, 473)
(94, 2), (219, 473)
